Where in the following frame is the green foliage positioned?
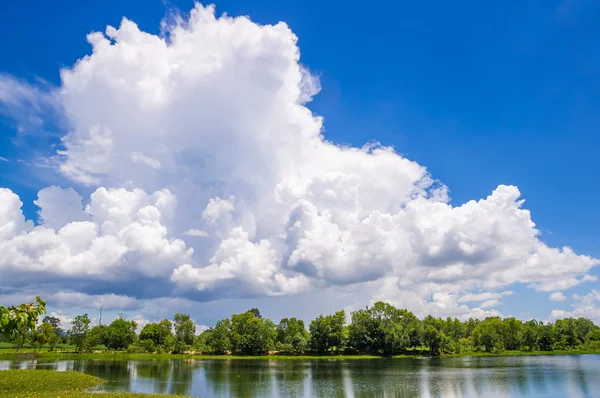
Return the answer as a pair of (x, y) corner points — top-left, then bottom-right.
(104, 317), (137, 350)
(347, 302), (413, 356)
(70, 314), (91, 353)
(537, 324), (554, 351)
(86, 325), (107, 349)
(0, 297), (46, 339)
(423, 325), (445, 355)
(139, 319), (173, 351)
(3, 296), (599, 358)
(35, 322), (60, 350)
(276, 317), (309, 354)
(522, 320), (538, 351)
(309, 310), (347, 354)
(42, 315), (63, 336)
(229, 310), (275, 355)
(173, 313), (195, 353)
(472, 318), (504, 353)
(199, 319), (231, 354)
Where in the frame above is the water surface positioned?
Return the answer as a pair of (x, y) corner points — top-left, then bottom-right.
(1, 355), (599, 397)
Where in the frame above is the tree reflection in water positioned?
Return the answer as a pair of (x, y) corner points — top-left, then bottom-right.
(3, 355), (600, 397)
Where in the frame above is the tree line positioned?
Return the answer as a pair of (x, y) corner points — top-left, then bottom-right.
(2, 299), (600, 356)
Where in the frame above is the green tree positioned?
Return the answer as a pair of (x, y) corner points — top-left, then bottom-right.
(309, 310), (347, 354)
(104, 316), (137, 350)
(86, 325), (107, 349)
(230, 310), (275, 355)
(423, 325), (445, 355)
(472, 318), (504, 353)
(42, 316), (62, 336)
(34, 322), (60, 350)
(522, 320), (538, 351)
(276, 317), (309, 354)
(139, 319), (173, 351)
(70, 314), (91, 352)
(501, 317), (523, 350)
(348, 302), (411, 356)
(0, 297), (46, 338)
(586, 329), (600, 349)
(575, 318), (597, 345)
(537, 323), (554, 351)
(173, 313), (196, 353)
(202, 318), (231, 354)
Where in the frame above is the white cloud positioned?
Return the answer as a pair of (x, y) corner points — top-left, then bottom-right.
(457, 291), (514, 303)
(550, 290), (600, 324)
(0, 156), (8, 162)
(34, 186), (88, 230)
(183, 229), (209, 237)
(0, 3), (597, 323)
(549, 292), (566, 302)
(131, 152), (161, 169)
(480, 299), (500, 309)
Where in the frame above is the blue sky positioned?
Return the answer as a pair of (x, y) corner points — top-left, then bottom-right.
(0, 0), (598, 326)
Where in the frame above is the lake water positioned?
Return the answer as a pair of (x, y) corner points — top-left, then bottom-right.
(1, 355), (600, 397)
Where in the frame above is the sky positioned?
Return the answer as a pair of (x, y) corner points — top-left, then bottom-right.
(0, 0), (599, 331)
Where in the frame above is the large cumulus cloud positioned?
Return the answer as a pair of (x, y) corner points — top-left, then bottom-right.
(0, 3), (597, 321)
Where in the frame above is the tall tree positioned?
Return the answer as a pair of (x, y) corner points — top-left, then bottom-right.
(309, 310), (347, 354)
(104, 316), (137, 350)
(173, 313), (196, 353)
(70, 314), (91, 352)
(276, 317), (309, 354)
(34, 322), (60, 350)
(230, 310), (275, 355)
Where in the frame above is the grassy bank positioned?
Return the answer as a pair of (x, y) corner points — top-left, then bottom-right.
(442, 348), (600, 358)
(1, 348), (600, 361)
(0, 369), (182, 397)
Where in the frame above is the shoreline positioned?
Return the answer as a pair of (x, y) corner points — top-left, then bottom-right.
(1, 349), (599, 361)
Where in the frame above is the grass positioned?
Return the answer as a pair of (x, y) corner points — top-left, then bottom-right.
(443, 348), (600, 358)
(0, 370), (184, 397)
(1, 344), (599, 361)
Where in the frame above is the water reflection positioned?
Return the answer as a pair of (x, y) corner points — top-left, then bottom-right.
(2, 355), (600, 397)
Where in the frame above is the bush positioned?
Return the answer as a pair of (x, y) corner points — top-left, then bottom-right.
(139, 339), (156, 352)
(126, 344), (146, 353)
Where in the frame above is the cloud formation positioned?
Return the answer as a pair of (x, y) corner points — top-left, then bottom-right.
(0, 3), (598, 323)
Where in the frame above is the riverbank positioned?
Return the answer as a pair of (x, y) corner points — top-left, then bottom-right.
(1, 348), (599, 361)
(0, 369), (179, 397)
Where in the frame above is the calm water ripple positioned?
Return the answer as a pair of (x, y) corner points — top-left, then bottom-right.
(2, 355), (600, 397)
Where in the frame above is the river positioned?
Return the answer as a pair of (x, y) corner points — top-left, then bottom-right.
(1, 355), (599, 397)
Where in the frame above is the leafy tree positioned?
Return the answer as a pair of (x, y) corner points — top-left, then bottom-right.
(522, 320), (538, 351)
(553, 318), (579, 350)
(34, 322), (60, 350)
(309, 310), (347, 354)
(501, 317), (523, 350)
(348, 302), (411, 356)
(575, 318), (597, 345)
(586, 329), (600, 349)
(70, 314), (92, 352)
(423, 325), (445, 355)
(0, 297), (46, 338)
(139, 319), (173, 351)
(202, 318), (231, 354)
(86, 325), (108, 349)
(104, 316), (137, 350)
(230, 310), (275, 355)
(472, 318), (503, 353)
(276, 317), (309, 354)
(248, 308), (262, 319)
(537, 323), (554, 351)
(42, 316), (63, 336)
(173, 313), (196, 353)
